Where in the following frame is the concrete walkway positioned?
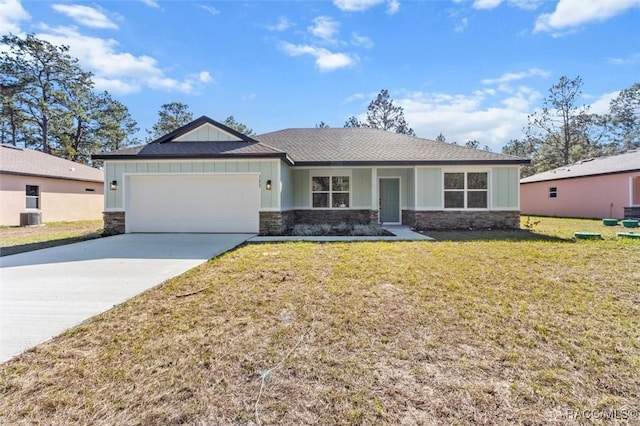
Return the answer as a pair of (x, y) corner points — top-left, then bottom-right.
(0, 233), (252, 363)
(248, 225), (433, 243)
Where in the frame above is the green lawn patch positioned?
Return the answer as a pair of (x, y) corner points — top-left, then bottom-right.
(0, 220), (103, 256)
(1, 216), (638, 424)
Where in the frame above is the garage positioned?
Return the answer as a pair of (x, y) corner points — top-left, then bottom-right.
(125, 174), (260, 233)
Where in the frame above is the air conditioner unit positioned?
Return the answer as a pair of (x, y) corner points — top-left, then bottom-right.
(20, 212), (42, 226)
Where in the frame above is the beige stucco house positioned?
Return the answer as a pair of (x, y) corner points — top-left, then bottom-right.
(0, 144), (104, 226)
(520, 149), (640, 220)
(93, 116), (530, 235)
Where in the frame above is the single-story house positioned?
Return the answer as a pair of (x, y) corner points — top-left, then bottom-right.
(520, 149), (640, 220)
(92, 116), (530, 235)
(0, 144), (104, 226)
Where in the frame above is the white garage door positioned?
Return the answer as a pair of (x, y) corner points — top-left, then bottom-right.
(126, 174), (260, 233)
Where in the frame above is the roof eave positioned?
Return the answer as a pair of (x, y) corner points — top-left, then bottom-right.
(0, 170), (103, 183)
(521, 167), (640, 184)
(91, 152), (292, 163)
(290, 159), (531, 167)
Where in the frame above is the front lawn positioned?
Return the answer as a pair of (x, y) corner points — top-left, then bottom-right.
(1, 218), (639, 424)
(0, 220), (103, 256)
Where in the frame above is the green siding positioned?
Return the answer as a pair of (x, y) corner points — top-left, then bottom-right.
(352, 169), (372, 208)
(492, 167), (519, 208)
(105, 160), (279, 210)
(280, 163), (293, 210)
(416, 168), (442, 208)
(292, 169), (309, 207)
(377, 168), (411, 208)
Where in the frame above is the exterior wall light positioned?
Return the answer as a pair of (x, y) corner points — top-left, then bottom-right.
(265, 180), (272, 190)
(110, 180), (118, 191)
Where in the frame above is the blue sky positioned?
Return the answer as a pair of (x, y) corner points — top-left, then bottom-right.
(2, 0), (639, 150)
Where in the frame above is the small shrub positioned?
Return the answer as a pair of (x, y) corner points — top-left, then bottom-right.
(292, 224), (316, 236)
(334, 222), (351, 234)
(318, 223), (332, 235)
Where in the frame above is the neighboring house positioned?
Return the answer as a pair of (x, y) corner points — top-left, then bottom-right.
(92, 116), (529, 235)
(520, 149), (640, 220)
(0, 144), (104, 226)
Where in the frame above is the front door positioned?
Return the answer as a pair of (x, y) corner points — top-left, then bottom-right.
(379, 178), (400, 224)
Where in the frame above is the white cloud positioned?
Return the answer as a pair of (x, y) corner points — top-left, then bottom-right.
(308, 16), (340, 42)
(534, 0), (640, 33)
(607, 52), (640, 65)
(586, 91), (620, 115)
(481, 68), (550, 85)
(51, 4), (117, 29)
(394, 86), (542, 149)
(36, 25), (212, 95)
(333, 0), (399, 13)
(0, 0), (30, 35)
(472, 0), (542, 10)
(473, 0), (503, 10)
(140, 0), (160, 8)
(454, 17), (468, 32)
(280, 42), (356, 72)
(199, 5), (220, 15)
(196, 71), (212, 83)
(387, 0), (400, 14)
(351, 32), (374, 48)
(267, 17), (293, 32)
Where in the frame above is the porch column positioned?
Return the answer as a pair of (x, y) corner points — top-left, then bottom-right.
(371, 167), (378, 222)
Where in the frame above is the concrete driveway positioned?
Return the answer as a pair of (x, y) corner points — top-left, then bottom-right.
(0, 233), (252, 363)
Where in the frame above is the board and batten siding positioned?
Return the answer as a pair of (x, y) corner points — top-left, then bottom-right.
(352, 168), (372, 208)
(104, 160), (279, 210)
(173, 124), (241, 142)
(491, 167), (519, 209)
(280, 162), (294, 210)
(416, 168), (443, 209)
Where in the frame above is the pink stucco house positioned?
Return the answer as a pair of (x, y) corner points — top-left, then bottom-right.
(0, 144), (104, 226)
(520, 149), (640, 220)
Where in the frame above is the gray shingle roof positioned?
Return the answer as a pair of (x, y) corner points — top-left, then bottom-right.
(92, 116), (530, 165)
(0, 144), (104, 182)
(520, 149), (640, 184)
(255, 127), (529, 165)
(92, 116), (288, 161)
(92, 141), (286, 159)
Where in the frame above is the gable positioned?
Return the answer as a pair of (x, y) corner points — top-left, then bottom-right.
(173, 123), (242, 142)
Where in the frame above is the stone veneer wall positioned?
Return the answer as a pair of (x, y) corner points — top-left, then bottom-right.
(624, 207), (640, 219)
(103, 211), (125, 235)
(259, 211), (295, 235)
(293, 209), (374, 227)
(404, 210), (520, 230)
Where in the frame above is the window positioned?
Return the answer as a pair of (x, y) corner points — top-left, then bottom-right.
(312, 176), (350, 208)
(26, 185), (40, 209)
(549, 187), (557, 198)
(444, 172), (488, 209)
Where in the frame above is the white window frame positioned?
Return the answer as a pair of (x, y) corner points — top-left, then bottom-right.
(309, 170), (352, 209)
(549, 186), (558, 199)
(25, 185), (40, 209)
(443, 170), (489, 210)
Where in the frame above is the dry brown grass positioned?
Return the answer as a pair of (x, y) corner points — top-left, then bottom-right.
(1, 218), (639, 425)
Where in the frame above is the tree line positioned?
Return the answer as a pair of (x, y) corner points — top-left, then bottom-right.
(502, 76), (639, 177)
(2, 34), (638, 176)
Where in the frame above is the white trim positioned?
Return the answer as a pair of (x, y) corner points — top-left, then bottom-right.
(371, 168), (378, 210)
(378, 176), (402, 225)
(442, 169), (491, 210)
(104, 208), (124, 212)
(308, 170), (353, 209)
(414, 168), (418, 211)
(106, 158), (279, 164)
